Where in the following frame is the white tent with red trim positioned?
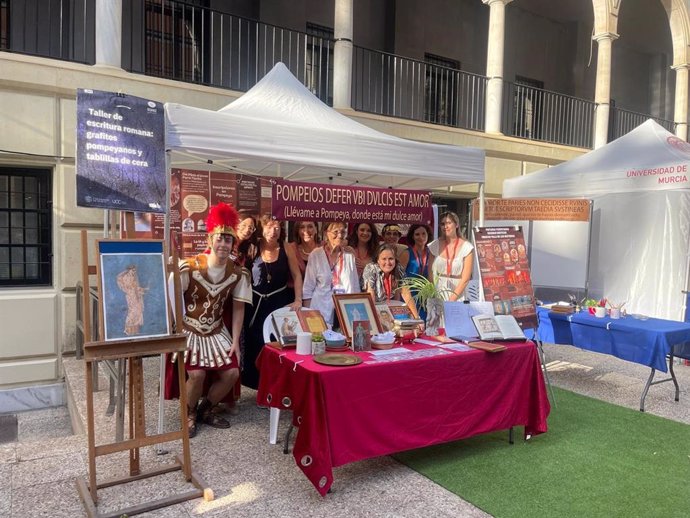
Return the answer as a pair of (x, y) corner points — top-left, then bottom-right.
(503, 120), (690, 320)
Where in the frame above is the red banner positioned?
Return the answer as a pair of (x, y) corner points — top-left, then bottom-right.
(473, 226), (537, 329)
(271, 179), (433, 225)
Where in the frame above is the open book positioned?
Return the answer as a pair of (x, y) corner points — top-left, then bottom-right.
(471, 314), (526, 342)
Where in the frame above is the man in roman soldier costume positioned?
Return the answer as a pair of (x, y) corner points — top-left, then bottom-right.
(166, 202), (252, 438)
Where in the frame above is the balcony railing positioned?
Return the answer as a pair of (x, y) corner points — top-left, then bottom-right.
(352, 46), (486, 132)
(122, 0), (334, 104)
(0, 0), (94, 64)
(609, 106), (675, 141)
(502, 81), (596, 148)
(1, 2), (680, 149)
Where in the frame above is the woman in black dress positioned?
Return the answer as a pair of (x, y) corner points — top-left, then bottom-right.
(242, 215), (302, 389)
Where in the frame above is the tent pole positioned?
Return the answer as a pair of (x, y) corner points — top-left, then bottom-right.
(157, 150), (172, 453)
(478, 183), (485, 226)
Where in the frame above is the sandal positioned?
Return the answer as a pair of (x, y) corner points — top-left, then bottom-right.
(212, 402), (239, 417)
(196, 398), (231, 429)
(187, 412), (197, 438)
(199, 411), (231, 429)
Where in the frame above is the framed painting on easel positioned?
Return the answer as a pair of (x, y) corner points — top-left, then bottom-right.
(96, 239), (170, 341)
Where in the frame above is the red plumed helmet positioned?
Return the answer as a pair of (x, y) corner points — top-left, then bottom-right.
(205, 202), (239, 236)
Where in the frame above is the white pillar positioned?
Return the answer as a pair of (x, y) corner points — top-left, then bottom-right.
(333, 0), (354, 109)
(593, 32), (618, 148)
(673, 64), (689, 141)
(95, 0), (122, 68)
(483, 0), (512, 134)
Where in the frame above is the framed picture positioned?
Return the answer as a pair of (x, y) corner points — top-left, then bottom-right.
(96, 239), (170, 341)
(333, 292), (382, 340)
(297, 309), (328, 334)
(376, 304), (396, 332)
(271, 308), (302, 345)
(351, 320), (371, 352)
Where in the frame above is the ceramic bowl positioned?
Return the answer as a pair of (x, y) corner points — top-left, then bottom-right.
(325, 338), (346, 348)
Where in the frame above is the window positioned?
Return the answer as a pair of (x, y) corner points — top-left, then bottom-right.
(306, 23), (334, 105)
(513, 76), (544, 139)
(0, 0), (8, 50)
(0, 168), (52, 286)
(144, 0), (206, 83)
(424, 53), (460, 126)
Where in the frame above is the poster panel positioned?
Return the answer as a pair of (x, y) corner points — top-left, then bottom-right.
(76, 89), (165, 212)
(271, 179), (433, 224)
(473, 226), (537, 329)
(129, 169), (270, 258)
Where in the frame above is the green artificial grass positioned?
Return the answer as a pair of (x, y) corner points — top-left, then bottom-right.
(394, 387), (690, 518)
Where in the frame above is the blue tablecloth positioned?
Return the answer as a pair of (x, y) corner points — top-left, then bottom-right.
(536, 307), (690, 372)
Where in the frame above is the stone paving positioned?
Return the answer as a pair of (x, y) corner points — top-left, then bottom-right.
(1, 344), (688, 518)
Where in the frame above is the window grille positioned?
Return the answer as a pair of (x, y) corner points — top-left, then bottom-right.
(0, 168), (52, 287)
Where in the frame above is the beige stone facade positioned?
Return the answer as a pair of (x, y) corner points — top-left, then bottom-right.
(0, 0), (688, 393)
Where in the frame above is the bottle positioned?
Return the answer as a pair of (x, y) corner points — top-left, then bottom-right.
(311, 332), (326, 355)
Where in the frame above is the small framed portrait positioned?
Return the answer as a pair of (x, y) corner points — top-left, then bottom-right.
(375, 304), (396, 332)
(96, 239), (170, 341)
(332, 292), (382, 340)
(351, 320), (371, 352)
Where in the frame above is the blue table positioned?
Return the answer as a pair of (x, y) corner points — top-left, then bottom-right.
(536, 306), (690, 411)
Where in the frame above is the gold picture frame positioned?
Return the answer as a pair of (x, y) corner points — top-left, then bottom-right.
(332, 292), (382, 340)
(297, 309), (328, 334)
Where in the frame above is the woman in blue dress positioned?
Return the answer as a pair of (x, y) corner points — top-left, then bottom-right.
(399, 224), (434, 319)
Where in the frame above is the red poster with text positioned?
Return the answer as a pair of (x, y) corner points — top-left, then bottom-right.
(473, 226), (537, 329)
(128, 169), (268, 258)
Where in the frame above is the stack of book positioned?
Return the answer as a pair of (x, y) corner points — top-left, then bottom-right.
(389, 305), (424, 330)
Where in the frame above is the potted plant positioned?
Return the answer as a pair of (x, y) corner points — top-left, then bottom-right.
(401, 274), (451, 335)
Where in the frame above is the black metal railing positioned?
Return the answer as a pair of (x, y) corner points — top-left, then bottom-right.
(0, 0), (94, 64)
(122, 0), (334, 104)
(502, 81), (596, 148)
(609, 106), (675, 141)
(352, 46), (486, 132)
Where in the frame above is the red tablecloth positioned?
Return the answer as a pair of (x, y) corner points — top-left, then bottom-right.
(257, 342), (550, 495)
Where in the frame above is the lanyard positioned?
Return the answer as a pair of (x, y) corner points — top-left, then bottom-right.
(413, 247), (427, 275)
(383, 274), (393, 301)
(326, 247), (343, 286)
(444, 239), (460, 277)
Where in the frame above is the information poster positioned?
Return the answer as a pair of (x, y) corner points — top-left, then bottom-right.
(131, 168), (270, 258)
(473, 226), (537, 329)
(76, 89), (165, 212)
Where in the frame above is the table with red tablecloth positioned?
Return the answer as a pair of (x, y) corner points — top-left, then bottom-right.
(256, 341), (551, 495)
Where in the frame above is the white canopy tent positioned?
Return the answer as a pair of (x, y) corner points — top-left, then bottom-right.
(503, 120), (690, 320)
(164, 62), (485, 191)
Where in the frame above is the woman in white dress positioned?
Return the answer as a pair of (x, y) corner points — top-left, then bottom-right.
(429, 211), (474, 301)
(303, 221), (360, 326)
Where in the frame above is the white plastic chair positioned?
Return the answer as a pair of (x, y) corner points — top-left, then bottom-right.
(263, 310), (282, 445)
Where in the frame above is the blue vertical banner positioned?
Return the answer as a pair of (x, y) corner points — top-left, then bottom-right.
(76, 89), (166, 213)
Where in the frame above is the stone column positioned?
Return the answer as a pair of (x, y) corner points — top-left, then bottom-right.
(483, 0), (512, 134)
(333, 0), (354, 109)
(593, 32), (618, 148)
(95, 0), (122, 68)
(673, 64), (689, 141)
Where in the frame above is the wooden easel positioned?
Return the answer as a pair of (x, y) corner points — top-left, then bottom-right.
(75, 228), (213, 517)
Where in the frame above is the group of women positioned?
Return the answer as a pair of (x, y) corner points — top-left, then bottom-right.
(230, 211), (474, 390)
